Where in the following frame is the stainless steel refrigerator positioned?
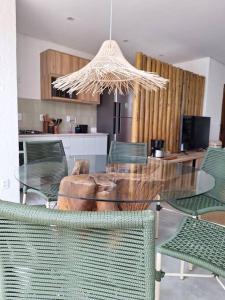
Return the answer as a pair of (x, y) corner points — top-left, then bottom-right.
(97, 90), (133, 151)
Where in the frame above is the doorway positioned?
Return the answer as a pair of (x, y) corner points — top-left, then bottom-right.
(220, 84), (225, 147)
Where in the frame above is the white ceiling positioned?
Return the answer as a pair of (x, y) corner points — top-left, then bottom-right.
(16, 0), (225, 64)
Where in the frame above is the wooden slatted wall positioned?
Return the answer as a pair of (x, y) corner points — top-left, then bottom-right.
(131, 52), (205, 153)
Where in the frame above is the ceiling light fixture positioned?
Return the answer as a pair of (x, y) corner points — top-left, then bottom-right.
(54, 0), (168, 95)
(67, 16), (75, 21)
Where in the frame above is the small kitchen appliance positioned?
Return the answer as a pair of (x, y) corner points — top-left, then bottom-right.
(75, 124), (88, 133)
(150, 139), (165, 158)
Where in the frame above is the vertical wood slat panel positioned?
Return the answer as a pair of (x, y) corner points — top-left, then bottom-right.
(158, 63), (166, 139)
(139, 55), (147, 141)
(148, 59), (157, 142)
(152, 60), (161, 139)
(183, 72), (189, 115)
(144, 58), (152, 142)
(186, 72), (191, 115)
(173, 69), (183, 152)
(131, 53), (143, 142)
(183, 72), (205, 116)
(187, 73), (192, 115)
(161, 63), (169, 142)
(169, 66), (178, 152)
(190, 73), (195, 115)
(194, 76), (200, 115)
(168, 67), (174, 151)
(199, 77), (205, 115)
(180, 71), (186, 120)
(131, 52), (205, 153)
(165, 65), (173, 152)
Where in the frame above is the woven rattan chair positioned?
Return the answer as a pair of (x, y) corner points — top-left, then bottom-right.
(155, 148), (225, 238)
(0, 199), (156, 300)
(108, 141), (148, 164)
(22, 140), (68, 207)
(155, 217), (225, 300)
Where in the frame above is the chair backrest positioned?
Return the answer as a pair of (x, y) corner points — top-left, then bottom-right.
(0, 200), (155, 300)
(201, 147), (225, 201)
(24, 140), (66, 164)
(108, 141), (148, 164)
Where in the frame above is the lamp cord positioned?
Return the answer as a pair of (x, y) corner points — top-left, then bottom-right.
(109, 0), (113, 40)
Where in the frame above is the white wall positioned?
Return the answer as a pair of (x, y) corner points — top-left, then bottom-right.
(176, 57), (210, 118)
(176, 57), (210, 77)
(0, 0), (19, 202)
(176, 57), (225, 141)
(17, 33), (93, 100)
(205, 59), (225, 140)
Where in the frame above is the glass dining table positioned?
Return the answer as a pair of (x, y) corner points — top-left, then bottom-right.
(17, 154), (215, 211)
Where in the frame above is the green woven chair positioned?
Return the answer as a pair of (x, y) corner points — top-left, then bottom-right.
(156, 217), (225, 300)
(167, 147), (225, 216)
(155, 148), (225, 238)
(22, 140), (68, 208)
(0, 199), (156, 300)
(108, 141), (148, 164)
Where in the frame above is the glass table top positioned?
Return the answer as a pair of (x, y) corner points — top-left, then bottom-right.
(17, 155), (215, 205)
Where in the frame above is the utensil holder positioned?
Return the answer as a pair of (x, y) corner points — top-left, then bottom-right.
(43, 121), (49, 133)
(54, 125), (59, 134)
(48, 125), (54, 134)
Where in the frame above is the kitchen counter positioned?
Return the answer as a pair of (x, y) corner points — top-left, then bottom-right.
(19, 133), (108, 156)
(19, 133), (108, 139)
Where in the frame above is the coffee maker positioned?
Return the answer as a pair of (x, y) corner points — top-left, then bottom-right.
(150, 139), (165, 158)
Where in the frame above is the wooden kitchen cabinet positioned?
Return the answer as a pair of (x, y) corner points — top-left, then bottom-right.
(71, 55), (79, 72)
(56, 51), (72, 75)
(76, 58), (99, 104)
(41, 49), (100, 104)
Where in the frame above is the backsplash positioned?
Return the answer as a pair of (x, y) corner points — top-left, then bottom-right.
(18, 98), (97, 133)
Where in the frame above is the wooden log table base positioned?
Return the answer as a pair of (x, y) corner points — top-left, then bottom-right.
(57, 173), (161, 212)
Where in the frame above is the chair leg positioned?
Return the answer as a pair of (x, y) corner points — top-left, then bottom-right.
(22, 192), (27, 205)
(216, 276), (225, 290)
(187, 215), (198, 272)
(155, 211), (159, 239)
(155, 202), (161, 239)
(180, 260), (185, 280)
(155, 253), (162, 300)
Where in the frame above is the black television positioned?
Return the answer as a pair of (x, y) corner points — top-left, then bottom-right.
(181, 115), (210, 151)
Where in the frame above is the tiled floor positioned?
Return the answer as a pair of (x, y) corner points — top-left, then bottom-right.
(25, 194), (225, 299)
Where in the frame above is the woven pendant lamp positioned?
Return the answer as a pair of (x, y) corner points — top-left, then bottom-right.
(53, 1), (168, 95)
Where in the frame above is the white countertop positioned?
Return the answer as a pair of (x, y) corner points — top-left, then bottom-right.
(19, 133), (108, 138)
